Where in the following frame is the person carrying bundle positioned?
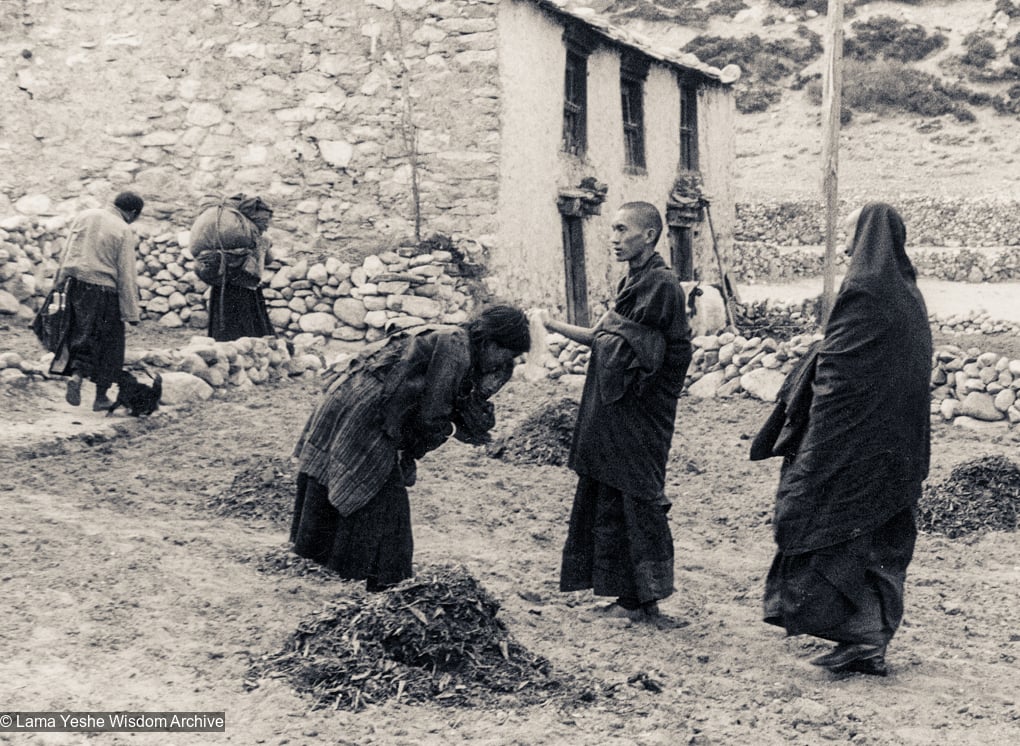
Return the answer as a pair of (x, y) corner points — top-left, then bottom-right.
(190, 193), (276, 341)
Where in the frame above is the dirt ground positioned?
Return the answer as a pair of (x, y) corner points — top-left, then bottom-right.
(1, 319), (1019, 746)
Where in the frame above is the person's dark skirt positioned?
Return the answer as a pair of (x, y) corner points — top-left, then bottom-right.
(290, 467), (413, 590)
(207, 283), (275, 342)
(560, 475), (675, 605)
(764, 507), (917, 646)
(49, 277), (124, 392)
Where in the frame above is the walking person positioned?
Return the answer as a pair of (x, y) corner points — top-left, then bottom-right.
(757, 202), (932, 676)
(190, 193), (276, 342)
(50, 191), (144, 411)
(541, 201), (693, 622)
(290, 305), (531, 591)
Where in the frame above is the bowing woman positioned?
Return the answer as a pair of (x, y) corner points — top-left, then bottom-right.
(290, 305), (531, 590)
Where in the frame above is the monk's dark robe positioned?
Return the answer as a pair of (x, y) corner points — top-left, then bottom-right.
(561, 253), (692, 605)
(761, 203), (932, 646)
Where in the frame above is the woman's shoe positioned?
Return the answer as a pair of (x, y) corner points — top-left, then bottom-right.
(93, 396), (115, 412)
(811, 643), (886, 673)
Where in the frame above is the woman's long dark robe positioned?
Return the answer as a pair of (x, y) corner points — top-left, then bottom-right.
(762, 203), (932, 645)
(207, 283), (275, 342)
(49, 278), (125, 392)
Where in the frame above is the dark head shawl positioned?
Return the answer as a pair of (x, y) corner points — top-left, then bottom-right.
(842, 202), (916, 293)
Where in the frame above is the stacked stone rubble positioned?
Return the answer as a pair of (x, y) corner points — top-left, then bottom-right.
(0, 216), (481, 341)
(533, 311), (1020, 432)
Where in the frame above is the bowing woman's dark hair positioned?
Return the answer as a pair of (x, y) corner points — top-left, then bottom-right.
(465, 304), (530, 355)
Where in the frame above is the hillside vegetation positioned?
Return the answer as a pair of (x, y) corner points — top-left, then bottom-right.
(593, 0), (1020, 200)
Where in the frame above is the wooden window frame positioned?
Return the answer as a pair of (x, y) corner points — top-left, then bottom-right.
(620, 53), (650, 173)
(679, 80), (699, 172)
(563, 48), (588, 156)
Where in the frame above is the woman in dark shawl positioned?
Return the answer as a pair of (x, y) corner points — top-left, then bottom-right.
(290, 305), (530, 590)
(759, 203), (932, 676)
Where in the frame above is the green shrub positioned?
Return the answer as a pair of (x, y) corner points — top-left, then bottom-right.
(685, 28), (822, 88)
(845, 15), (947, 62)
(606, 0), (709, 25)
(736, 83), (782, 113)
(773, 0), (827, 11)
(683, 28), (823, 115)
(995, 0), (1020, 18)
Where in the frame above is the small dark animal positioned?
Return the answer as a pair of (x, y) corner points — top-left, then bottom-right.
(108, 371), (162, 417)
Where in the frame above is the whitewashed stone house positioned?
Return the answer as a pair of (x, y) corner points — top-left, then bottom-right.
(492, 0), (738, 322)
(3, 0), (737, 322)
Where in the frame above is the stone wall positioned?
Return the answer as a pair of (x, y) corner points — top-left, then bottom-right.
(0, 215), (485, 341)
(733, 198), (1020, 282)
(1, 0), (501, 256)
(731, 242), (1020, 283)
(2, 300), (1018, 434)
(736, 197), (1020, 247)
(535, 314), (1020, 433)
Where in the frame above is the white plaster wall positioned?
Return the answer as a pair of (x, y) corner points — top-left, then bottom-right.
(494, 0), (570, 309)
(584, 63), (682, 301)
(695, 84), (736, 284)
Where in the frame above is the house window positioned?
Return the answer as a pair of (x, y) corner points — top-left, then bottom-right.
(620, 54), (649, 171)
(563, 49), (587, 156)
(680, 83), (698, 171)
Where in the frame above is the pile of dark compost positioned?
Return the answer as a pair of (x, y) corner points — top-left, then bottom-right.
(919, 455), (1020, 538)
(209, 455), (295, 526)
(487, 397), (578, 466)
(254, 545), (341, 581)
(253, 565), (584, 711)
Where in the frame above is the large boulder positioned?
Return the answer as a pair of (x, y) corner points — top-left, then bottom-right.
(159, 371), (214, 404)
(687, 370), (726, 399)
(740, 368), (786, 403)
(959, 392), (1004, 421)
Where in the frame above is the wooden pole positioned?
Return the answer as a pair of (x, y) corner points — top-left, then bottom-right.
(820, 0), (845, 326)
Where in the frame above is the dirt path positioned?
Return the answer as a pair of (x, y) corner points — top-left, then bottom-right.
(1, 369), (1018, 745)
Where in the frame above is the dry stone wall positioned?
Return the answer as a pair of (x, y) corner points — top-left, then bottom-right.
(0, 215), (484, 341)
(1, 0), (501, 255)
(536, 320), (1020, 434)
(734, 199), (1020, 282)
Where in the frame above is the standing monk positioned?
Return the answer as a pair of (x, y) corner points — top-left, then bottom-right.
(51, 191), (144, 411)
(758, 203), (932, 676)
(542, 201), (692, 621)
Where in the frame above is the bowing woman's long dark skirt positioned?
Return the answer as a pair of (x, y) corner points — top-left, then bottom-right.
(289, 465), (414, 590)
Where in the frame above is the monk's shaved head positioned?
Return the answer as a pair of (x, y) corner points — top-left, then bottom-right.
(619, 201), (663, 246)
